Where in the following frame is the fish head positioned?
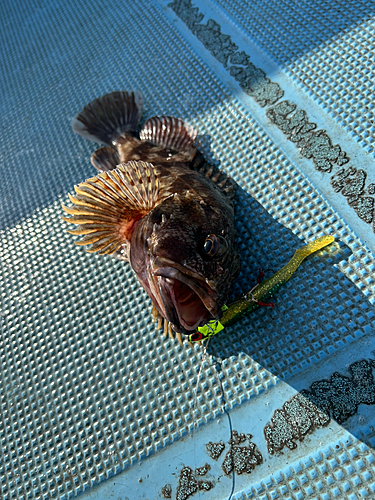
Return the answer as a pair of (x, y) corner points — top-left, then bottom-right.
(130, 193), (239, 334)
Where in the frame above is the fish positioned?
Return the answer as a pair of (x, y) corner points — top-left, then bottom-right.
(62, 90), (240, 341)
(189, 235), (335, 342)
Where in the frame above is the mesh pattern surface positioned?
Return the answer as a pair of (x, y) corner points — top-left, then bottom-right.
(213, 0), (375, 157)
(234, 433), (375, 499)
(1, 0), (375, 498)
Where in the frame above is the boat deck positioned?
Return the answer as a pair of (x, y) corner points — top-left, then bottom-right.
(1, 1), (375, 499)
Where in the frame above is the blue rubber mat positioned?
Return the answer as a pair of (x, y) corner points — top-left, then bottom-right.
(1, 0), (374, 499)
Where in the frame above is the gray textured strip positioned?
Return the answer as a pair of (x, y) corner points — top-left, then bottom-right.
(264, 358), (375, 454)
(169, 0), (375, 235)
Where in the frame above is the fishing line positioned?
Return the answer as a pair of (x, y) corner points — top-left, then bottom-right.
(192, 336), (236, 500)
(192, 336), (211, 500)
(211, 345), (235, 500)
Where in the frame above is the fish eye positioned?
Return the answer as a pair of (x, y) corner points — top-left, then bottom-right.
(203, 234), (227, 257)
(203, 234), (220, 256)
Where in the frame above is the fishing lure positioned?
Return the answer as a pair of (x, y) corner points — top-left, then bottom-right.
(189, 235), (335, 343)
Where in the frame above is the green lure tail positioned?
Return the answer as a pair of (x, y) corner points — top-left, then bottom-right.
(189, 235), (335, 343)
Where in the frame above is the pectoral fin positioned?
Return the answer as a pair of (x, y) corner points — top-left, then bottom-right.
(62, 161), (162, 255)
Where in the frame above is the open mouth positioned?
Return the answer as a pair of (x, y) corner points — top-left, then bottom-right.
(152, 260), (219, 333)
(160, 277), (212, 331)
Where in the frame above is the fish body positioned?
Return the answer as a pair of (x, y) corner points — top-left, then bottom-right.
(63, 91), (240, 335)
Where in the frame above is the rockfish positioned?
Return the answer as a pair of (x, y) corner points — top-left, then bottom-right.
(62, 91), (240, 338)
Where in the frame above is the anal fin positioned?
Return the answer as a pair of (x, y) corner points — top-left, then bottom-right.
(91, 147), (120, 172)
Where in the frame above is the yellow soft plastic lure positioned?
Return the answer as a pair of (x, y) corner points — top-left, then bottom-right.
(189, 235), (335, 343)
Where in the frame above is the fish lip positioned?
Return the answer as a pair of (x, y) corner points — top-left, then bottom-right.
(153, 261), (220, 333)
(152, 256), (208, 283)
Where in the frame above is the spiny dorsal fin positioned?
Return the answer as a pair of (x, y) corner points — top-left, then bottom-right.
(62, 161), (161, 255)
(140, 116), (197, 157)
(197, 161), (236, 201)
(72, 90), (143, 145)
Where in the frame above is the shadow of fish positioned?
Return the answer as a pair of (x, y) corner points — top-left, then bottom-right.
(62, 91), (240, 341)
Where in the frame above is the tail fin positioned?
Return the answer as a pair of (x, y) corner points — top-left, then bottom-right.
(72, 90), (143, 145)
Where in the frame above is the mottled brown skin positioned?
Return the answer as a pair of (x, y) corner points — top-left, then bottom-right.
(129, 161), (239, 334)
(68, 91), (240, 335)
(105, 132), (240, 334)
